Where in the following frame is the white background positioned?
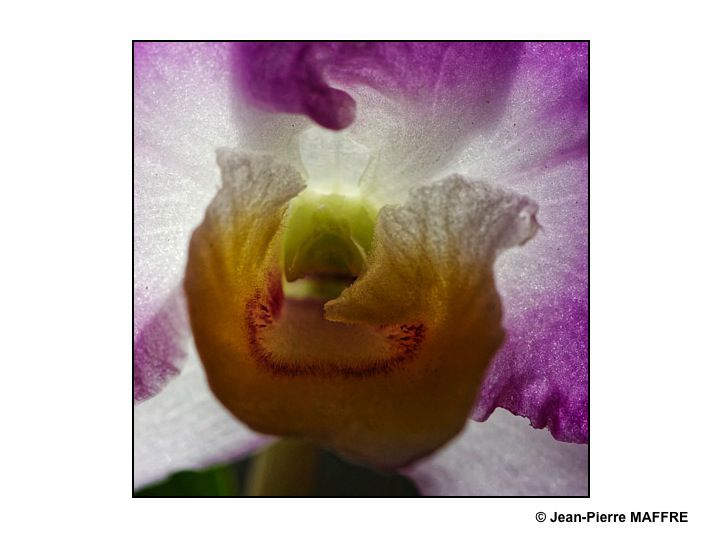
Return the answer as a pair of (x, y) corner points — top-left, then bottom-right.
(1, 0), (719, 538)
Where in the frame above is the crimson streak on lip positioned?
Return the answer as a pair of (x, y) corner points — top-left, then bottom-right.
(246, 286), (426, 379)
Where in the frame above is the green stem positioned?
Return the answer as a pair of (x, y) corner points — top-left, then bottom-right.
(245, 439), (319, 496)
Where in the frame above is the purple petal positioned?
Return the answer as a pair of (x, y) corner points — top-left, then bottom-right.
(469, 43), (588, 443)
(476, 157), (588, 443)
(405, 409), (588, 496)
(133, 289), (189, 402)
(233, 42), (356, 130)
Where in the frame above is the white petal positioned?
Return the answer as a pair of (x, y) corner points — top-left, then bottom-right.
(405, 409), (588, 496)
(134, 43), (238, 354)
(133, 346), (270, 489)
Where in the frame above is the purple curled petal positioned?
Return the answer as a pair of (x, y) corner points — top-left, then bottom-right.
(234, 43), (356, 130)
(473, 43), (588, 443)
(234, 42), (521, 134)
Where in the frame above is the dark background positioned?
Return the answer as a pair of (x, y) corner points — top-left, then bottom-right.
(135, 447), (419, 497)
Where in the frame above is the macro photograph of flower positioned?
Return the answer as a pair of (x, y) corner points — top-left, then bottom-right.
(133, 40), (589, 497)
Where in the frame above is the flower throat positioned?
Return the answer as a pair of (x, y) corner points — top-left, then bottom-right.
(281, 191), (377, 301)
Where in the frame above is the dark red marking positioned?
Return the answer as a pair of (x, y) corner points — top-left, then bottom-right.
(245, 276), (425, 378)
(266, 270), (284, 319)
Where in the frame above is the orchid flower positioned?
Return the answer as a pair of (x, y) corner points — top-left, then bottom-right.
(134, 41), (588, 495)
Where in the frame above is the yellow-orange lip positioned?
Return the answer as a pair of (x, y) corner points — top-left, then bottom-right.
(246, 275), (425, 378)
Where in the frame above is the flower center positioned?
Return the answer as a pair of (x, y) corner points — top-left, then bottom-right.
(281, 191), (377, 300)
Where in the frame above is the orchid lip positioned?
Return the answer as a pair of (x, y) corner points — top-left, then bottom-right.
(246, 274), (427, 378)
(248, 184), (429, 378)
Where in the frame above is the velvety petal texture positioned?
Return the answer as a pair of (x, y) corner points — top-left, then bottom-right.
(406, 409), (588, 496)
(184, 150), (538, 467)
